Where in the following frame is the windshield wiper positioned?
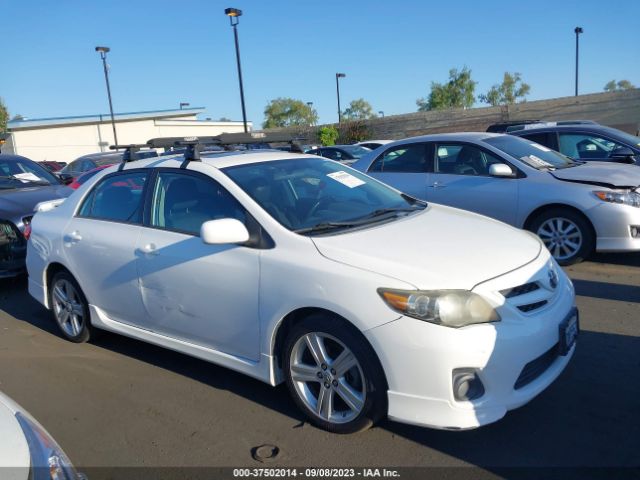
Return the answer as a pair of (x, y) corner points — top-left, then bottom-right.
(294, 222), (361, 235)
(0, 175), (49, 186)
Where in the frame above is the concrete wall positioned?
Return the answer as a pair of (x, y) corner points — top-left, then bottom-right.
(263, 89), (640, 142)
(6, 117), (252, 162)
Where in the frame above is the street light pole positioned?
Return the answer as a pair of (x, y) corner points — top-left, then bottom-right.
(225, 8), (248, 133)
(95, 46), (118, 146)
(378, 111), (384, 118)
(336, 73), (345, 123)
(574, 27), (583, 97)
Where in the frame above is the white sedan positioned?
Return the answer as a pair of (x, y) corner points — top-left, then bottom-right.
(27, 151), (577, 433)
(0, 390), (82, 479)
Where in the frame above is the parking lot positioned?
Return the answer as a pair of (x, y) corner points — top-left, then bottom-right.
(0, 253), (638, 479)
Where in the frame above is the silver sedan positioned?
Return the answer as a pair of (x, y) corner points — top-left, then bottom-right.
(351, 133), (640, 265)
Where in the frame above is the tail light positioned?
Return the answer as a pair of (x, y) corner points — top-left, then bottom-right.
(23, 224), (32, 240)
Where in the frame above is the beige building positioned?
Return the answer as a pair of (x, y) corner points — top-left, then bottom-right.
(2, 107), (252, 162)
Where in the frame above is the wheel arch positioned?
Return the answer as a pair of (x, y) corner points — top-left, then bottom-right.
(523, 203), (597, 238)
(270, 307), (389, 390)
(43, 262), (73, 309)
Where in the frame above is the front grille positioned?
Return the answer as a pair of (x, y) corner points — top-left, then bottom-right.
(518, 300), (548, 312)
(0, 220), (26, 262)
(514, 343), (558, 389)
(501, 281), (540, 298)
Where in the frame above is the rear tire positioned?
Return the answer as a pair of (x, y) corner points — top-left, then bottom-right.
(528, 208), (595, 266)
(283, 314), (387, 434)
(49, 271), (94, 343)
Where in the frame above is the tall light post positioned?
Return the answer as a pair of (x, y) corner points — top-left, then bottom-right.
(306, 102), (315, 126)
(336, 73), (346, 123)
(574, 27), (583, 96)
(378, 110), (385, 118)
(225, 7), (248, 132)
(179, 102), (190, 109)
(95, 46), (118, 146)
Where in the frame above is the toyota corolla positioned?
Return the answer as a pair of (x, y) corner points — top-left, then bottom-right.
(27, 149), (577, 433)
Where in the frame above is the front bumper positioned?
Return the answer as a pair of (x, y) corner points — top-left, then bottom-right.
(588, 202), (640, 252)
(364, 253), (577, 430)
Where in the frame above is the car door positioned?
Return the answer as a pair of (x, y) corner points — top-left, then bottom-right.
(135, 169), (261, 361)
(62, 170), (149, 324)
(427, 142), (519, 225)
(363, 142), (431, 200)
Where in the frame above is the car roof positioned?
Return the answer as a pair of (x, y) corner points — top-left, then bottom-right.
(0, 154), (35, 163)
(392, 132), (501, 143)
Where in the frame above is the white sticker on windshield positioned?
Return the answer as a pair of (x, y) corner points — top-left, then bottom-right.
(13, 172), (41, 182)
(327, 171), (365, 188)
(529, 143), (552, 152)
(521, 155), (553, 167)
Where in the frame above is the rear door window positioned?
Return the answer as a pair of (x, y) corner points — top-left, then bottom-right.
(78, 171), (147, 224)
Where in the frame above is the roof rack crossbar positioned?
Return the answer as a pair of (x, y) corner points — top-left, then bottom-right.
(109, 144), (154, 162)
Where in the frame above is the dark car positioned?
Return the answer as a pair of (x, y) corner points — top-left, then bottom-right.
(306, 145), (371, 164)
(61, 150), (158, 181)
(0, 154), (71, 278)
(39, 161), (67, 172)
(507, 122), (640, 164)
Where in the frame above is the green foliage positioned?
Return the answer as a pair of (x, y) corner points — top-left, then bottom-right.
(218, 117), (232, 122)
(416, 67), (476, 111)
(604, 79), (636, 92)
(479, 72), (531, 106)
(318, 125), (339, 146)
(0, 98), (8, 133)
(263, 98), (318, 128)
(342, 98), (377, 120)
(338, 120), (371, 144)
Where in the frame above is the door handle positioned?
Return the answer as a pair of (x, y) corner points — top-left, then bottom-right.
(64, 231), (82, 243)
(430, 181), (447, 189)
(137, 243), (159, 256)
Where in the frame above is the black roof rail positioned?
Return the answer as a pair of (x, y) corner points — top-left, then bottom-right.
(145, 133), (308, 162)
(109, 144), (158, 162)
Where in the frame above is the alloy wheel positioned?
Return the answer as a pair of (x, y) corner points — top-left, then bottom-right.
(536, 217), (583, 261)
(289, 332), (366, 424)
(52, 278), (85, 337)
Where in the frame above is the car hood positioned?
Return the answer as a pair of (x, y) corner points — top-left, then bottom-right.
(0, 184), (71, 226)
(550, 162), (640, 189)
(311, 204), (542, 290)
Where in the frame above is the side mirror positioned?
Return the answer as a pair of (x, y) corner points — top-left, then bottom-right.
(200, 218), (250, 245)
(489, 163), (514, 177)
(610, 147), (636, 163)
(56, 172), (74, 185)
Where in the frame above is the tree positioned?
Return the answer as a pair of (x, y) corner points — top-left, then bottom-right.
(604, 80), (636, 92)
(342, 98), (377, 120)
(479, 72), (531, 106)
(218, 117), (232, 122)
(318, 126), (339, 146)
(416, 67), (476, 111)
(0, 98), (8, 133)
(263, 98), (318, 128)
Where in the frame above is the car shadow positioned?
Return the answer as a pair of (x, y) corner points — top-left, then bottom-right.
(587, 251), (640, 268)
(572, 278), (640, 303)
(1, 277), (638, 473)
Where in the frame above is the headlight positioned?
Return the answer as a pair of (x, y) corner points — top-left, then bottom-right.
(378, 288), (500, 328)
(15, 412), (81, 480)
(593, 190), (640, 208)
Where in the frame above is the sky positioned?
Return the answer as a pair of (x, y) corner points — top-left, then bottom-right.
(2, 0), (639, 127)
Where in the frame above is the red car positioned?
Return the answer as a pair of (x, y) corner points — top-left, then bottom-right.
(69, 164), (114, 189)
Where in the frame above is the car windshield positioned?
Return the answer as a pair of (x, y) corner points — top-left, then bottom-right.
(340, 145), (371, 158)
(483, 135), (577, 169)
(223, 158), (425, 234)
(0, 157), (58, 189)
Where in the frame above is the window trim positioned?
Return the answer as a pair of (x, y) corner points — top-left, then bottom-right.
(75, 168), (151, 226)
(432, 141), (523, 178)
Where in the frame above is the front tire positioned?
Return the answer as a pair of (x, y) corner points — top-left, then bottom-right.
(528, 208), (595, 266)
(283, 314), (387, 434)
(49, 271), (94, 343)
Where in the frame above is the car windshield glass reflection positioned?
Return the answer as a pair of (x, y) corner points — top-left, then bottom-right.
(224, 158), (425, 234)
(0, 159), (57, 189)
(484, 135), (578, 170)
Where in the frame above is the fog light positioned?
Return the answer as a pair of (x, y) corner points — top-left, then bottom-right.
(452, 368), (485, 401)
(631, 226), (640, 238)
